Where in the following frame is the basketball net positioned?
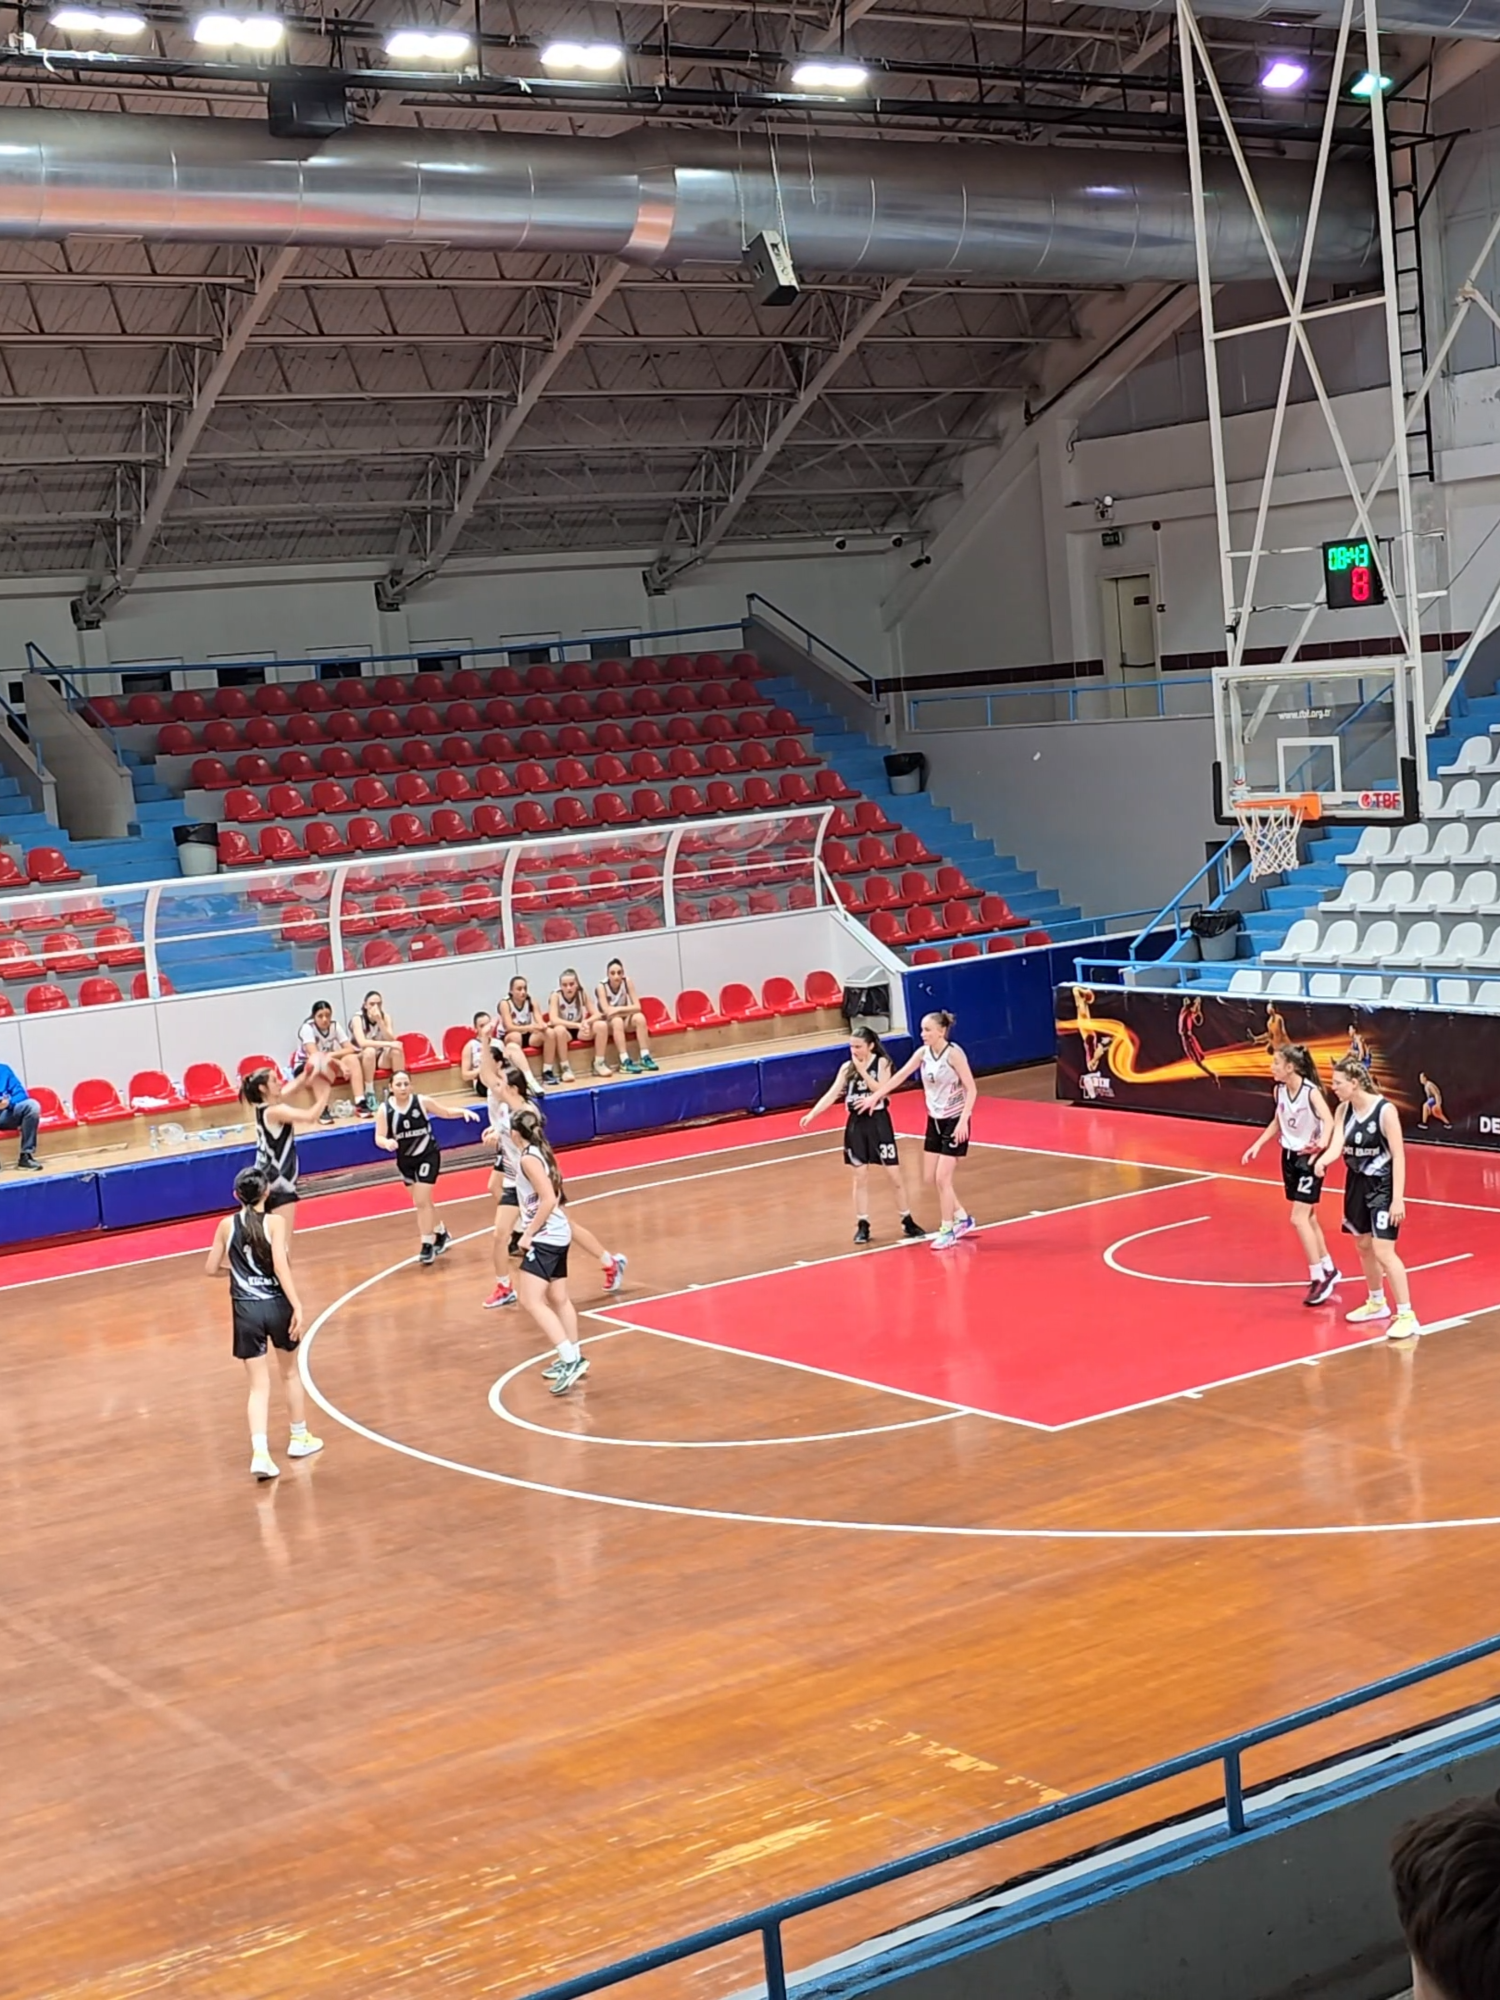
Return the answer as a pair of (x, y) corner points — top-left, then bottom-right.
(1232, 793), (1319, 879)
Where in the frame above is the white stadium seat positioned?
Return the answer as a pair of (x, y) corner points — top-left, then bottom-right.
(1473, 823), (1500, 863)
(1265, 970), (1303, 997)
(1437, 736), (1496, 776)
(1387, 919), (1438, 966)
(1431, 920), (1488, 969)
(1387, 977), (1431, 1004)
(1307, 972), (1343, 999)
(1304, 917), (1360, 964)
(1347, 918), (1399, 965)
(1475, 980), (1500, 1009)
(1345, 975), (1386, 1001)
(1339, 826), (1393, 867)
(1432, 823), (1472, 863)
(1227, 968), (1264, 995)
(1404, 869), (1455, 912)
(1431, 781), (1480, 820)
(1264, 917), (1320, 963)
(1457, 869), (1500, 911)
(1322, 869), (1375, 912)
(1371, 869), (1415, 911)
(1437, 978), (1472, 1007)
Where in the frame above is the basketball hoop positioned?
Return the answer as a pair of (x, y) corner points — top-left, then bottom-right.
(1233, 792), (1321, 879)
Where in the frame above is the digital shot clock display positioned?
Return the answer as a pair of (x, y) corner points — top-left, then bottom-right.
(1322, 538), (1386, 610)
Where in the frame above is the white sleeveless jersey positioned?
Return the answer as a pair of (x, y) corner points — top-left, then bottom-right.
(490, 1099), (523, 1187)
(518, 1144), (572, 1247)
(920, 1043), (967, 1120)
(1275, 1080), (1323, 1153)
(601, 973), (630, 1010)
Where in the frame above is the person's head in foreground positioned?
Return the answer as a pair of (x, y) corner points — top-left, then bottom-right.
(1391, 1790), (1500, 2000)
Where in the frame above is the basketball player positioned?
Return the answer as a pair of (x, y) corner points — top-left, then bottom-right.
(860, 1010), (978, 1250)
(511, 1105), (589, 1394)
(1177, 994), (1217, 1082)
(374, 1070), (482, 1264)
(1242, 1044), (1340, 1305)
(1072, 986), (1111, 1074)
(1314, 1054), (1420, 1340)
(239, 1066), (330, 1234)
(547, 968), (609, 1081)
(292, 998), (364, 1119)
(460, 1012), (493, 1099)
(800, 1026), (924, 1243)
(595, 958), (657, 1074)
(499, 976), (547, 1087)
(1419, 1073), (1450, 1128)
(204, 1165), (321, 1482)
(478, 1043), (627, 1309)
(349, 990), (403, 1114)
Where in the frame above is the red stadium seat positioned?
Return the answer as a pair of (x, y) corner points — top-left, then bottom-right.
(0, 939), (42, 981)
(593, 791), (634, 828)
(473, 805), (511, 840)
(640, 994), (686, 1037)
(719, 982), (772, 1023)
(129, 1069), (191, 1113)
(669, 785), (711, 818)
(675, 988), (724, 1029)
(632, 789), (669, 822)
(363, 939), (402, 969)
(629, 750), (666, 783)
(326, 710), (365, 742)
(190, 757), (232, 791)
(542, 916), (581, 944)
(389, 812), (435, 848)
(742, 776), (777, 810)
(361, 743), (401, 775)
(911, 946), (945, 965)
(285, 715), (327, 746)
(126, 693), (168, 725)
(513, 801), (555, 836)
(762, 976), (815, 1015)
(454, 925), (491, 955)
(348, 816), (393, 854)
(935, 864), (978, 900)
(352, 775), (394, 812)
(214, 688), (253, 719)
(253, 684), (293, 716)
(705, 781), (740, 815)
(267, 783), (314, 820)
(26, 846), (83, 884)
(868, 910), (907, 948)
(74, 1077), (132, 1122)
(977, 893), (1018, 929)
(233, 755), (276, 787)
(738, 740), (775, 772)
(436, 768), (476, 803)
(225, 788), (270, 824)
(295, 681), (335, 712)
(261, 826), (309, 864)
(25, 983), (70, 1013)
(131, 971), (173, 998)
(853, 800), (895, 835)
(184, 1062), (239, 1107)
(986, 934), (1015, 954)
(407, 932), (449, 963)
(1023, 928), (1053, 948)
(28, 1084), (76, 1128)
(243, 717), (285, 750)
(814, 768), (857, 801)
(275, 750), (317, 782)
(450, 671), (485, 700)
(586, 909), (623, 938)
(396, 771), (437, 808)
(779, 772), (815, 806)
(553, 797), (594, 832)
(474, 766), (514, 800)
(900, 871), (940, 906)
(217, 830), (258, 868)
(402, 739), (439, 771)
(893, 830), (939, 868)
(94, 925), (144, 969)
(906, 904), (942, 945)
(156, 723), (196, 758)
(310, 778), (353, 815)
(78, 976), (124, 1007)
(305, 822), (352, 860)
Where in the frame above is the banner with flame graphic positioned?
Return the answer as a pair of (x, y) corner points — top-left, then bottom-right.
(1054, 985), (1496, 1151)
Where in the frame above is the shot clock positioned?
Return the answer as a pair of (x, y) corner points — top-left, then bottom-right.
(1322, 538), (1386, 610)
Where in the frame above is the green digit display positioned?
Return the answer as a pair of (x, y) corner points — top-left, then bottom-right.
(1322, 539), (1385, 610)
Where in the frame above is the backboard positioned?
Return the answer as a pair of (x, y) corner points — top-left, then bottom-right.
(1211, 658), (1421, 826)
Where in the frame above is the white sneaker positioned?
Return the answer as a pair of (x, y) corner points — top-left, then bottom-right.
(1387, 1310), (1422, 1342)
(560, 1065), (576, 1083)
(930, 1224), (958, 1251)
(1345, 1296), (1392, 1324)
(251, 1449), (280, 1482)
(952, 1214), (978, 1240)
(286, 1432), (324, 1459)
(593, 1059), (612, 1078)
(602, 1251), (628, 1294)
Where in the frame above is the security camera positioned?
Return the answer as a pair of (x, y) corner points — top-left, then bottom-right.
(910, 553), (932, 570)
(891, 534), (905, 548)
(833, 536), (848, 551)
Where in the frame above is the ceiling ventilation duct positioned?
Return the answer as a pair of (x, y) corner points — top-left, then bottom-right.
(0, 108), (1377, 283)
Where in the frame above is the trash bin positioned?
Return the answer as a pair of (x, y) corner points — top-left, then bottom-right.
(1189, 907), (1242, 963)
(841, 974), (891, 1032)
(173, 821), (220, 877)
(883, 750), (928, 797)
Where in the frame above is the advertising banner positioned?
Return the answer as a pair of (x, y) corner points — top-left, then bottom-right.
(1054, 983), (1495, 1151)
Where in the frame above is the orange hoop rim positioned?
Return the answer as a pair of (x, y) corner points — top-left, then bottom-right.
(1232, 792), (1323, 824)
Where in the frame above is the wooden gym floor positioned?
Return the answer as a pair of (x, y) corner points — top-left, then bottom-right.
(5, 1065), (1500, 2000)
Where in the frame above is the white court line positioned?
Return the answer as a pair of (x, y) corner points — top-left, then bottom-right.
(612, 1172), (1216, 1318)
(0, 1126), (843, 1294)
(298, 1269), (1500, 1541)
(487, 1345), (969, 1450)
(1101, 1214), (1476, 1290)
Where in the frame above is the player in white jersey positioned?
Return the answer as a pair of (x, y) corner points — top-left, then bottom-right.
(859, 1010), (979, 1250)
(547, 968), (609, 1081)
(510, 1105), (589, 1394)
(1242, 1044), (1340, 1306)
(499, 976), (547, 1088)
(478, 1044), (627, 1310)
(595, 958), (657, 1074)
(1315, 1054), (1419, 1341)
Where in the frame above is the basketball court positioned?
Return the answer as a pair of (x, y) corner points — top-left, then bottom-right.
(7, 1068), (1500, 1999)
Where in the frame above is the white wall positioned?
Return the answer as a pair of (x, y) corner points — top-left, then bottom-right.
(904, 713), (1220, 919)
(0, 906), (878, 1101)
(0, 543), (901, 690)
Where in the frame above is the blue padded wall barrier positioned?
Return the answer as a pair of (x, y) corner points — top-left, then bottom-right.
(592, 1061), (762, 1138)
(98, 1144), (257, 1231)
(757, 1035), (913, 1111)
(0, 1169), (100, 1246)
(533, 1087), (597, 1150)
(901, 949), (1068, 1073)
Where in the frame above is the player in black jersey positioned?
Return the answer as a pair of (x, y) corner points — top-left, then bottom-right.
(800, 1026), (925, 1244)
(375, 1070), (481, 1264)
(205, 1166), (320, 1481)
(1314, 1054), (1420, 1340)
(239, 1065), (331, 1233)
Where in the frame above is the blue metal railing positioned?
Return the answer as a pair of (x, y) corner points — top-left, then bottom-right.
(519, 1630), (1500, 2000)
(745, 593), (882, 705)
(1072, 834), (1249, 984)
(906, 674), (1216, 733)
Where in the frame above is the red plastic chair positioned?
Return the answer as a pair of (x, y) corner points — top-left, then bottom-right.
(853, 800), (895, 835)
(78, 976), (124, 1007)
(40, 930), (95, 975)
(185, 1062), (239, 1106)
(389, 812), (435, 848)
(640, 994), (686, 1037)
(95, 925), (144, 968)
(326, 711), (365, 743)
(29, 1084), (76, 1128)
(348, 816), (393, 854)
(632, 789), (669, 823)
(675, 988), (724, 1029)
(553, 797), (594, 833)
(305, 823), (352, 860)
(26, 847), (83, 884)
(986, 934), (1016, 954)
(779, 772), (816, 806)
(705, 781), (739, 815)
(901, 871), (939, 906)
(512, 800), (555, 836)
(217, 829), (258, 868)
(762, 976), (815, 1015)
(868, 910), (906, 948)
(814, 768), (857, 801)
(473, 805), (511, 840)
(267, 783), (314, 820)
(126, 693), (168, 725)
(74, 1076), (132, 1122)
(260, 826), (308, 864)
(225, 788), (270, 824)
(25, 982), (69, 1012)
(156, 723), (196, 757)
(892, 830), (938, 866)
(669, 784), (712, 818)
(243, 718), (285, 751)
(430, 808), (471, 845)
(129, 1068), (191, 1112)
(253, 684), (293, 716)
(296, 681), (335, 713)
(407, 932), (449, 963)
(1023, 928), (1053, 948)
(436, 768), (476, 803)
(275, 750), (317, 782)
(395, 771), (436, 808)
(285, 715), (327, 747)
(0, 854), (27, 892)
(742, 776), (777, 810)
(719, 982), (772, 1023)
(363, 938), (402, 969)
(911, 946), (945, 965)
(130, 971), (174, 999)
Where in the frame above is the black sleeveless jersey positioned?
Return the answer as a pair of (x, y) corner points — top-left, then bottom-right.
(254, 1104), (297, 1194)
(228, 1212), (282, 1303)
(387, 1096), (435, 1162)
(1343, 1096), (1393, 1179)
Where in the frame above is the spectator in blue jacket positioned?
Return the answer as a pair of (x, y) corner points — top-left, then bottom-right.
(0, 1059), (43, 1170)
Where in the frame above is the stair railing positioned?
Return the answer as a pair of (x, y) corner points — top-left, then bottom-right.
(1073, 832), (1249, 983)
(744, 593), (883, 707)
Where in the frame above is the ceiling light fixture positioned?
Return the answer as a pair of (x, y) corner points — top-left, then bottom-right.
(539, 41), (622, 71)
(1259, 58), (1307, 91)
(192, 12), (283, 48)
(789, 59), (869, 91)
(384, 27), (470, 60)
(1350, 70), (1393, 96)
(50, 7), (146, 31)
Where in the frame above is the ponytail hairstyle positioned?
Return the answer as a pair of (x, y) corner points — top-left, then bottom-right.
(233, 1165), (274, 1272)
(851, 1023), (890, 1068)
(501, 1058), (536, 1103)
(239, 1066), (274, 1108)
(512, 1103), (564, 1201)
(1333, 1053), (1375, 1093)
(1278, 1043), (1321, 1089)
(923, 1009), (956, 1036)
